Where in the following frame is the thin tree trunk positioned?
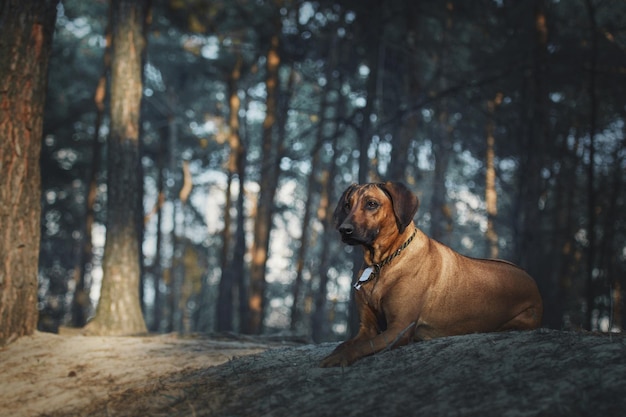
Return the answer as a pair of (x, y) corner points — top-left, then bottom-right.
(290, 143), (322, 332)
(290, 28), (342, 331)
(217, 56), (243, 332)
(71, 25), (112, 328)
(430, 3), (455, 245)
(85, 0), (149, 336)
(311, 136), (340, 343)
(234, 143), (248, 332)
(246, 26), (282, 334)
(430, 118), (453, 244)
(515, 0), (551, 325)
(485, 93), (502, 259)
(389, 3), (420, 183)
(150, 135), (166, 332)
(601, 134), (625, 331)
(584, 0), (598, 331)
(0, 0), (58, 345)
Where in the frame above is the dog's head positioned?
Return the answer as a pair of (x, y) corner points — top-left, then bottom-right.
(333, 181), (419, 246)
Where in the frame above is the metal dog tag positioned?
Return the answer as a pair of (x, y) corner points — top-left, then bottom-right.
(354, 266), (374, 290)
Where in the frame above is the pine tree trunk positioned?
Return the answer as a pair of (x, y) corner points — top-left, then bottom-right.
(0, 0), (58, 345)
(430, 4), (454, 245)
(216, 56), (243, 332)
(515, 0), (551, 323)
(234, 131), (248, 332)
(246, 30), (281, 334)
(85, 0), (149, 336)
(290, 145), (321, 332)
(71, 27), (111, 327)
(584, 0), (598, 331)
(311, 139), (340, 342)
(150, 137), (165, 332)
(485, 94), (502, 259)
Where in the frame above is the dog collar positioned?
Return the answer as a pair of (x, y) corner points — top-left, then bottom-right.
(354, 227), (418, 290)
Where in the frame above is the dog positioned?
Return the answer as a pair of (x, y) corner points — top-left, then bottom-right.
(320, 182), (543, 367)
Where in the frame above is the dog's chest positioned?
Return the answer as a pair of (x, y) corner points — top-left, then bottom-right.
(357, 270), (393, 312)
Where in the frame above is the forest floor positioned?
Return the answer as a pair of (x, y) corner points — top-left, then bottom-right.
(1, 328), (625, 417)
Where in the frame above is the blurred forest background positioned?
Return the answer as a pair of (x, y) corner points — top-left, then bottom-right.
(38, 0), (626, 342)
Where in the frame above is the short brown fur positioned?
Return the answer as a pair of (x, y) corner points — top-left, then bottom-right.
(320, 182), (543, 367)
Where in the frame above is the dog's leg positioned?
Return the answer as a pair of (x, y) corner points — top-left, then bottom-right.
(320, 322), (416, 367)
(497, 305), (542, 331)
(321, 321), (378, 361)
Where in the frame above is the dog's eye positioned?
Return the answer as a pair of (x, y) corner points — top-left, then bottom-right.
(366, 200), (379, 210)
(344, 202), (351, 211)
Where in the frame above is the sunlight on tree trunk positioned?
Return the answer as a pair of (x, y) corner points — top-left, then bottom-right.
(247, 30), (282, 334)
(0, 0), (58, 345)
(85, 0), (149, 336)
(485, 93), (502, 259)
(430, 3), (455, 245)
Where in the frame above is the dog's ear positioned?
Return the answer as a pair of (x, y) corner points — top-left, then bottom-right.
(378, 181), (419, 233)
(333, 184), (358, 229)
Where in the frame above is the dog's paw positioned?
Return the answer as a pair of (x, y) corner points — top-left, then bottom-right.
(319, 352), (352, 368)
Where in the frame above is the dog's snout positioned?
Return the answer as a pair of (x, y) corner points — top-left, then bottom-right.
(339, 223), (354, 235)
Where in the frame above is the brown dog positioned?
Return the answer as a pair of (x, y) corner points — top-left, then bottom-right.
(320, 182), (543, 367)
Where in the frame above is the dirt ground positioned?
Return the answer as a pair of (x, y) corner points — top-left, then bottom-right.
(2, 329), (626, 417)
(0, 331), (284, 417)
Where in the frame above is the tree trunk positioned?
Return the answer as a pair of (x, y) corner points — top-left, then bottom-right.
(430, 117), (453, 244)
(71, 25), (111, 328)
(85, 0), (149, 336)
(515, 0), (551, 323)
(430, 4), (454, 245)
(485, 94), (502, 259)
(311, 138), (340, 343)
(0, 0), (58, 345)
(291, 143), (321, 332)
(291, 28), (342, 331)
(234, 143), (248, 332)
(246, 28), (282, 334)
(216, 56), (243, 332)
(584, 0), (598, 331)
(388, 3), (420, 183)
(150, 132), (166, 332)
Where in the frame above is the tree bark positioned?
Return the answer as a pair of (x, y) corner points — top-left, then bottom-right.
(430, 3), (455, 245)
(216, 56), (243, 332)
(71, 24), (111, 328)
(311, 138), (340, 342)
(485, 94), (502, 259)
(0, 0), (58, 345)
(85, 0), (149, 335)
(246, 27), (282, 334)
(584, 0), (598, 331)
(515, 0), (551, 323)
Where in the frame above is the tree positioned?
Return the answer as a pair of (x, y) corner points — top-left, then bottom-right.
(0, 0), (59, 345)
(85, 0), (150, 335)
(485, 93), (502, 259)
(246, 15), (283, 334)
(216, 56), (244, 332)
(70, 22), (111, 328)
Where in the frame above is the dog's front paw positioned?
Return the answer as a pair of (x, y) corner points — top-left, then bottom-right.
(320, 350), (355, 368)
(320, 353), (348, 368)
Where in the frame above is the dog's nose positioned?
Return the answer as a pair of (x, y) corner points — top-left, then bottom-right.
(339, 223), (354, 235)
